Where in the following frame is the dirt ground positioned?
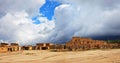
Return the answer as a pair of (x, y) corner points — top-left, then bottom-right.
(0, 49), (120, 63)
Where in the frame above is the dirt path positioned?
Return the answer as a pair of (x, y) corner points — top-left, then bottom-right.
(0, 49), (120, 63)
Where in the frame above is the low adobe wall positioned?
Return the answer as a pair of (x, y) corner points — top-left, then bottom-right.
(0, 47), (8, 53)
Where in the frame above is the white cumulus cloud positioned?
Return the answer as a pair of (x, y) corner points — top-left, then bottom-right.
(0, 0), (55, 45)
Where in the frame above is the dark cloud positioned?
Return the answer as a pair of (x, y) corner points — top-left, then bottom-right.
(48, 0), (120, 43)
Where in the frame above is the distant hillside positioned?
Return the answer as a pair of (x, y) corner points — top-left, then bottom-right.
(107, 40), (120, 44)
(92, 35), (120, 40)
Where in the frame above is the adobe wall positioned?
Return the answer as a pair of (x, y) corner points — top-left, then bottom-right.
(0, 47), (8, 53)
(0, 43), (9, 47)
(36, 43), (53, 50)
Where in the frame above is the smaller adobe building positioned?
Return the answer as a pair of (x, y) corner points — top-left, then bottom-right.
(0, 42), (21, 53)
(21, 43), (56, 50)
(22, 45), (33, 50)
(0, 43), (9, 53)
(66, 37), (108, 50)
(8, 43), (21, 52)
(36, 43), (53, 50)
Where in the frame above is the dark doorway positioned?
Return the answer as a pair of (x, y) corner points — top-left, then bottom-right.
(8, 48), (12, 52)
(37, 47), (40, 50)
(41, 47), (48, 50)
(24, 47), (29, 50)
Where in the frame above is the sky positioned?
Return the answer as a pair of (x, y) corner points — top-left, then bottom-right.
(0, 0), (120, 45)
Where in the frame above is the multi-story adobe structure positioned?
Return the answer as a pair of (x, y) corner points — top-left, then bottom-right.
(66, 37), (108, 50)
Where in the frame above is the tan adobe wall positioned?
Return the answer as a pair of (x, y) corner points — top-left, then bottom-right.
(0, 47), (8, 53)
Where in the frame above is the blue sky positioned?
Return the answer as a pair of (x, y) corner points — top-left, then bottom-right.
(32, 0), (61, 24)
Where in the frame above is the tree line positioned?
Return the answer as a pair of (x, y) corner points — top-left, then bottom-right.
(107, 40), (120, 44)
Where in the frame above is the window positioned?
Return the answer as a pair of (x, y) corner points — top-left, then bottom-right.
(87, 42), (89, 44)
(75, 40), (77, 42)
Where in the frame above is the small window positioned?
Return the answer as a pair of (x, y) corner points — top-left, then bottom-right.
(87, 42), (89, 44)
(75, 40), (77, 42)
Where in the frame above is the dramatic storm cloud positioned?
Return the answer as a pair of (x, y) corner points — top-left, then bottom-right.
(49, 0), (120, 42)
(0, 0), (120, 44)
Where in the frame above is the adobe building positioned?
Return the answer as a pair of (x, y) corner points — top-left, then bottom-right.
(0, 43), (9, 47)
(52, 44), (66, 50)
(0, 43), (9, 53)
(22, 45), (33, 50)
(36, 43), (53, 50)
(66, 37), (108, 50)
(107, 43), (120, 49)
(0, 46), (8, 53)
(8, 43), (21, 52)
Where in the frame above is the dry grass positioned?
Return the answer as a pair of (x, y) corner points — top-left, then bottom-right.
(25, 53), (35, 55)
